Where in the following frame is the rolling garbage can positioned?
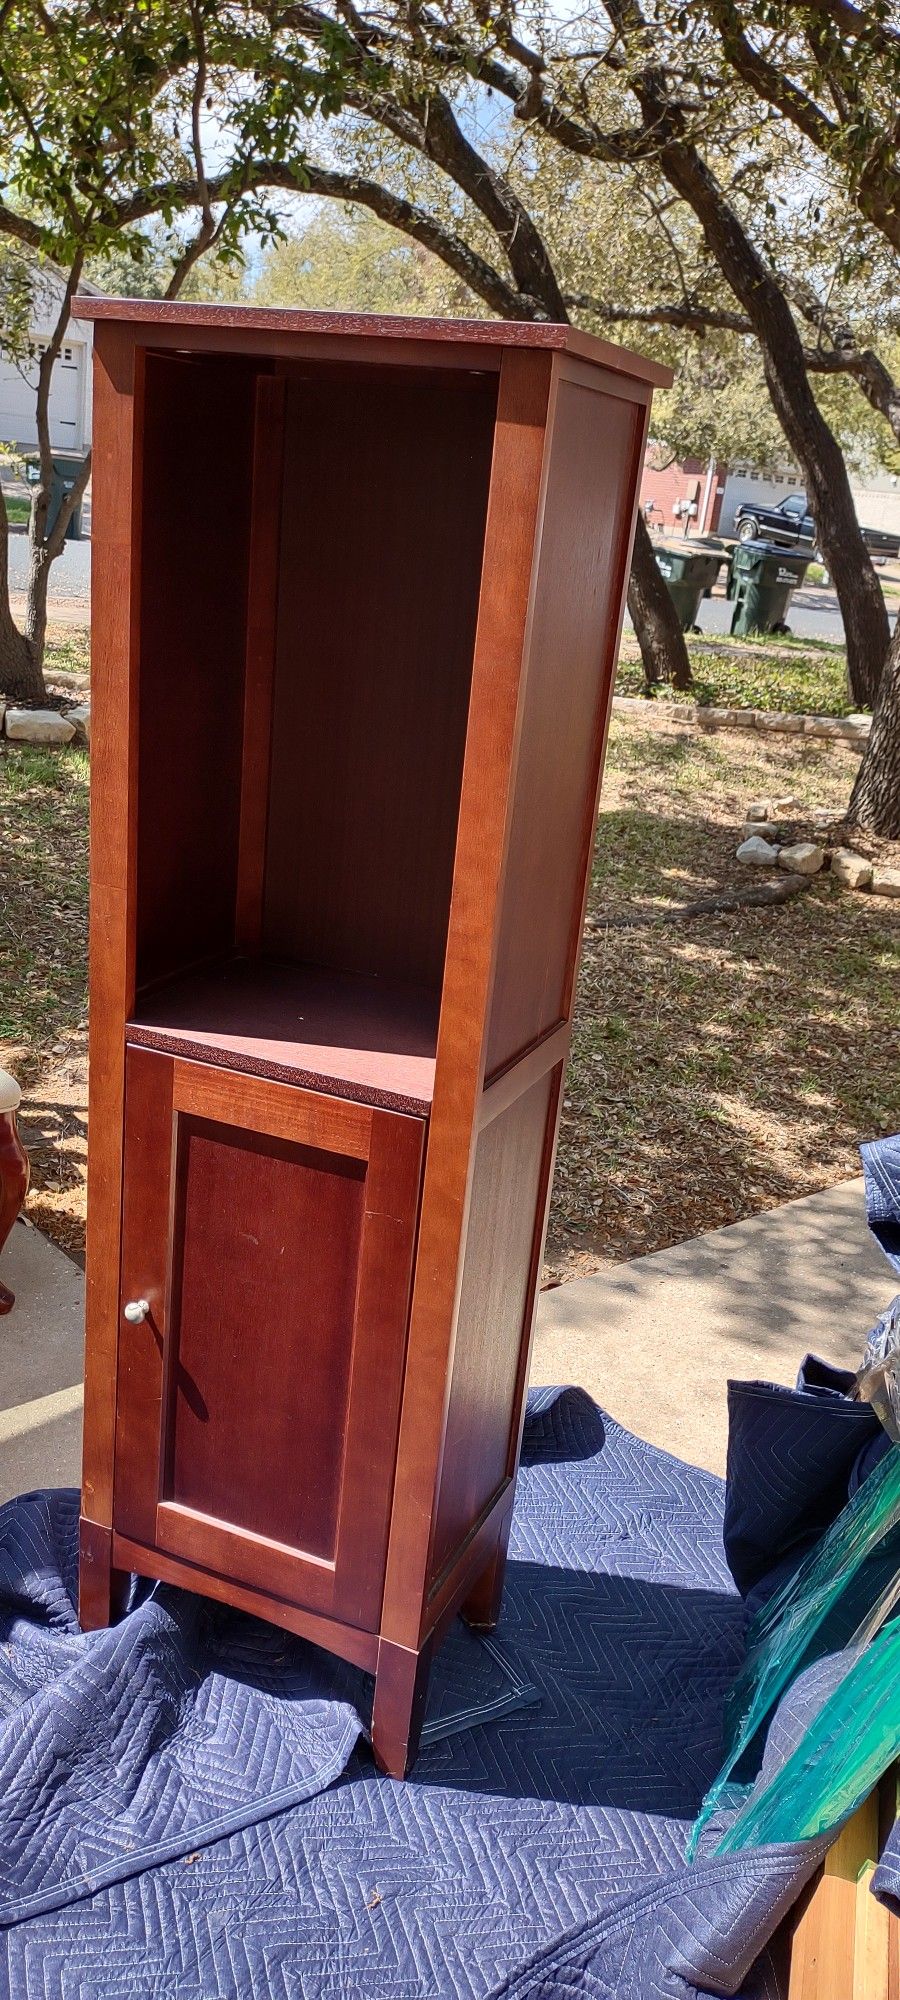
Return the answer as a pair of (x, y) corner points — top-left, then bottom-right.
(24, 451), (86, 541)
(653, 541), (724, 631)
(726, 540), (809, 636)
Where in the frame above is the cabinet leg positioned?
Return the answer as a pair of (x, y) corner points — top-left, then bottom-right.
(371, 1634), (435, 1779)
(78, 1516), (129, 1630)
(460, 1518), (512, 1633)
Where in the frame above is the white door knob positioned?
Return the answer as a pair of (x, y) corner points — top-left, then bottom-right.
(123, 1298), (150, 1324)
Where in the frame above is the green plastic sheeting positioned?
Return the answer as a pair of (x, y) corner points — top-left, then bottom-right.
(687, 1441), (900, 1860)
(715, 1619), (900, 1850)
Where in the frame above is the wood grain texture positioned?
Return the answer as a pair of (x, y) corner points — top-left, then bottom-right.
(236, 371), (285, 951)
(166, 1116), (366, 1559)
(81, 323), (141, 1527)
(380, 348), (557, 1651)
(262, 367), (496, 989)
(112, 1530), (379, 1671)
(135, 350), (257, 990)
(130, 958), (439, 1114)
(371, 1632), (436, 1780)
(485, 379), (644, 1074)
(71, 297), (672, 385)
(114, 1049), (422, 1629)
(429, 1068), (556, 1583)
(788, 1790), (889, 2000)
(81, 308), (660, 1773)
(171, 1052), (373, 1158)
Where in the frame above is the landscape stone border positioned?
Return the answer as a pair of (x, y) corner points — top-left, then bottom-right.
(612, 694), (871, 743)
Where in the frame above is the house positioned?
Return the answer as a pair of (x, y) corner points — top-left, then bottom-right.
(0, 266), (98, 455)
(640, 447), (900, 544)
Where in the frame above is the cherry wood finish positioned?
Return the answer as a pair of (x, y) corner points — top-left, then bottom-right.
(0, 1101), (29, 1315)
(263, 366), (496, 990)
(78, 300), (664, 1777)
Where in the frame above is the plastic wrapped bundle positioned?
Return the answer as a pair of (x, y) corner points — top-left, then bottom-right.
(715, 1618), (900, 1850)
(688, 1438), (900, 1860)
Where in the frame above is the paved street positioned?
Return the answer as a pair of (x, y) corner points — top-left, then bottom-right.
(0, 537), (852, 641)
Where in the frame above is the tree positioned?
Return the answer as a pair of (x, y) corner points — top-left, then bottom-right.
(0, 0), (340, 701)
(229, 0), (898, 815)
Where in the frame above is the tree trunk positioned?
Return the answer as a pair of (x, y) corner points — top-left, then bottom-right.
(0, 482), (45, 703)
(628, 510), (693, 690)
(847, 618), (900, 838)
(652, 139), (889, 710)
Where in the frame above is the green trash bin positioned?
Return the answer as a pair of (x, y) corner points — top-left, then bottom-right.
(24, 451), (86, 541)
(653, 541), (724, 631)
(726, 540), (809, 636)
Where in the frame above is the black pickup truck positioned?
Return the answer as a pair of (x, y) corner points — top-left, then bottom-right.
(733, 492), (900, 562)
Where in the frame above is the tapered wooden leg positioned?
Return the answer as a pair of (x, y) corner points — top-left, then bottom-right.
(78, 1516), (129, 1630)
(371, 1633), (435, 1778)
(460, 1516), (512, 1632)
(0, 1094), (29, 1317)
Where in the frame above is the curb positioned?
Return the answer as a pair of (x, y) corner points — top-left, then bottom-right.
(611, 695), (871, 743)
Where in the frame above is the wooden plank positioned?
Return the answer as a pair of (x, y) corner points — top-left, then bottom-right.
(172, 1057), (373, 1158)
(235, 372), (286, 951)
(70, 297), (672, 385)
(789, 1792), (886, 2000)
(81, 323), (142, 1531)
(379, 347), (557, 1653)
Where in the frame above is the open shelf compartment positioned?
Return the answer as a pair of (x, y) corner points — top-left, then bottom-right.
(131, 347), (499, 1102)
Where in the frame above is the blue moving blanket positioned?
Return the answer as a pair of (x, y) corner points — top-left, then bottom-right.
(2, 1133), (899, 1998)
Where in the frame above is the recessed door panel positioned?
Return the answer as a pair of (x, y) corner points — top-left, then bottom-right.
(168, 1116), (365, 1558)
(115, 1048), (424, 1629)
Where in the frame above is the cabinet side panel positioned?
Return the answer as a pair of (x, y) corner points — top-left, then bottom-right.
(167, 1119), (365, 1560)
(485, 382), (644, 1075)
(428, 1067), (555, 1585)
(82, 325), (141, 1527)
(135, 352), (258, 988)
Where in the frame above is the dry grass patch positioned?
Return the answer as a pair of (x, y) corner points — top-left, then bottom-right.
(545, 714), (900, 1279)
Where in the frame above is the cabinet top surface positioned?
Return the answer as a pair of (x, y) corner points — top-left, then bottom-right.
(71, 297), (671, 386)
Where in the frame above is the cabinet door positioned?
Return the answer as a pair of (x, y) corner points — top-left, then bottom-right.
(114, 1048), (424, 1631)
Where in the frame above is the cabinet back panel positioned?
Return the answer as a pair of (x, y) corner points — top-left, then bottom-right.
(136, 352), (259, 989)
(429, 1068), (556, 1584)
(263, 369), (497, 988)
(167, 1117), (365, 1558)
(486, 383), (643, 1074)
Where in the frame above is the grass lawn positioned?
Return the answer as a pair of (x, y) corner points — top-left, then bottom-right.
(616, 638), (858, 715)
(545, 712), (900, 1276)
(2, 628), (899, 1276)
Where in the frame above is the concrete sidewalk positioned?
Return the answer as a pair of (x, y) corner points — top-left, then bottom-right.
(532, 1178), (895, 1474)
(0, 1176), (894, 1497)
(0, 1218), (84, 1502)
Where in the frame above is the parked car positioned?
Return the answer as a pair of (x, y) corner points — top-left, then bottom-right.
(733, 492), (900, 563)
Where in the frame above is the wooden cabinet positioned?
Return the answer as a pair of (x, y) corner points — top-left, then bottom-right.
(75, 300), (667, 1775)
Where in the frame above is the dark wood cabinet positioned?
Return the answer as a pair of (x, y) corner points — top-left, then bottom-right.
(75, 300), (667, 1775)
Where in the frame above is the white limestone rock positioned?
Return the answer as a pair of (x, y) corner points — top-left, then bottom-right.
(831, 849), (873, 891)
(747, 798), (776, 822)
(66, 703), (90, 743)
(737, 836), (780, 865)
(871, 866), (900, 899)
(778, 842), (825, 876)
(5, 706), (76, 744)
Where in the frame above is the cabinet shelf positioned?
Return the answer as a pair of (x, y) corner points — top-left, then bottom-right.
(129, 958), (439, 1115)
